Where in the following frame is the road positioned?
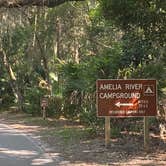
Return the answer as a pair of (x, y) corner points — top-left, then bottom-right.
(0, 123), (62, 166)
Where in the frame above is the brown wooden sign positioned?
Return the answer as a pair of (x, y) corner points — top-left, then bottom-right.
(41, 98), (48, 108)
(96, 79), (157, 117)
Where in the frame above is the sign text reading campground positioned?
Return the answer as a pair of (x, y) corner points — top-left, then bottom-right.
(96, 79), (157, 117)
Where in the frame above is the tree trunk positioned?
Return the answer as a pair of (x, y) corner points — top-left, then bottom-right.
(32, 9), (38, 47)
(56, 17), (61, 60)
(54, 16), (62, 90)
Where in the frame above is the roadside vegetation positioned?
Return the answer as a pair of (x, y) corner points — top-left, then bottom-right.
(0, 0), (166, 153)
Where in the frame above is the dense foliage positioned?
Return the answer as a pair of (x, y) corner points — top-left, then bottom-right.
(0, 0), (165, 127)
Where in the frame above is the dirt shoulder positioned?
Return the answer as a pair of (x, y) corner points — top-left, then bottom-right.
(0, 112), (166, 166)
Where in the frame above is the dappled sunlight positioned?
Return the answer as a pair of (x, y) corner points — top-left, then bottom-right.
(64, 125), (84, 129)
(123, 155), (166, 166)
(0, 147), (38, 159)
(9, 124), (41, 133)
(0, 123), (60, 165)
(31, 151), (61, 165)
(10, 124), (40, 130)
(0, 147), (57, 165)
(31, 158), (54, 165)
(1, 113), (165, 166)
(62, 161), (103, 166)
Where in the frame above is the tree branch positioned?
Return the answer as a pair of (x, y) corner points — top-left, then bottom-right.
(0, 0), (84, 8)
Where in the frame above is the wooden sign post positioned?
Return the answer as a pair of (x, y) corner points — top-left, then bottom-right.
(144, 117), (149, 151)
(105, 117), (110, 147)
(96, 79), (157, 149)
(41, 97), (48, 120)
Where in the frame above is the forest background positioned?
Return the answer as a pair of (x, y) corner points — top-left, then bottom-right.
(0, 0), (165, 134)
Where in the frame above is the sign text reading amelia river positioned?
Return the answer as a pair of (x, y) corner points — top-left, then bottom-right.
(99, 83), (142, 99)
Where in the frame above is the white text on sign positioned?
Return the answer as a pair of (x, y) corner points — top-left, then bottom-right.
(99, 83), (143, 90)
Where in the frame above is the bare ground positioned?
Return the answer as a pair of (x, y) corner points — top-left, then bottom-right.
(0, 112), (165, 166)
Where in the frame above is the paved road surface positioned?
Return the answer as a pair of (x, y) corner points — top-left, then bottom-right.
(0, 123), (62, 166)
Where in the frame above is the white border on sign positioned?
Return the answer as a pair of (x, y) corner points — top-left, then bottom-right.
(96, 79), (157, 118)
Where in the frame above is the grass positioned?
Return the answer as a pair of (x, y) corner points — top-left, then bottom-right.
(21, 116), (58, 126)
(39, 125), (96, 145)
(56, 127), (94, 142)
(3, 113), (96, 144)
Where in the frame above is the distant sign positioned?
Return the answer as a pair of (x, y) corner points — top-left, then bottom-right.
(96, 79), (157, 117)
(41, 98), (48, 108)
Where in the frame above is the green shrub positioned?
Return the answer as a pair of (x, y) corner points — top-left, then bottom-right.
(24, 87), (45, 115)
(63, 103), (79, 120)
(1, 94), (15, 108)
(0, 80), (14, 109)
(79, 105), (104, 133)
(110, 126), (121, 138)
(47, 96), (62, 119)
